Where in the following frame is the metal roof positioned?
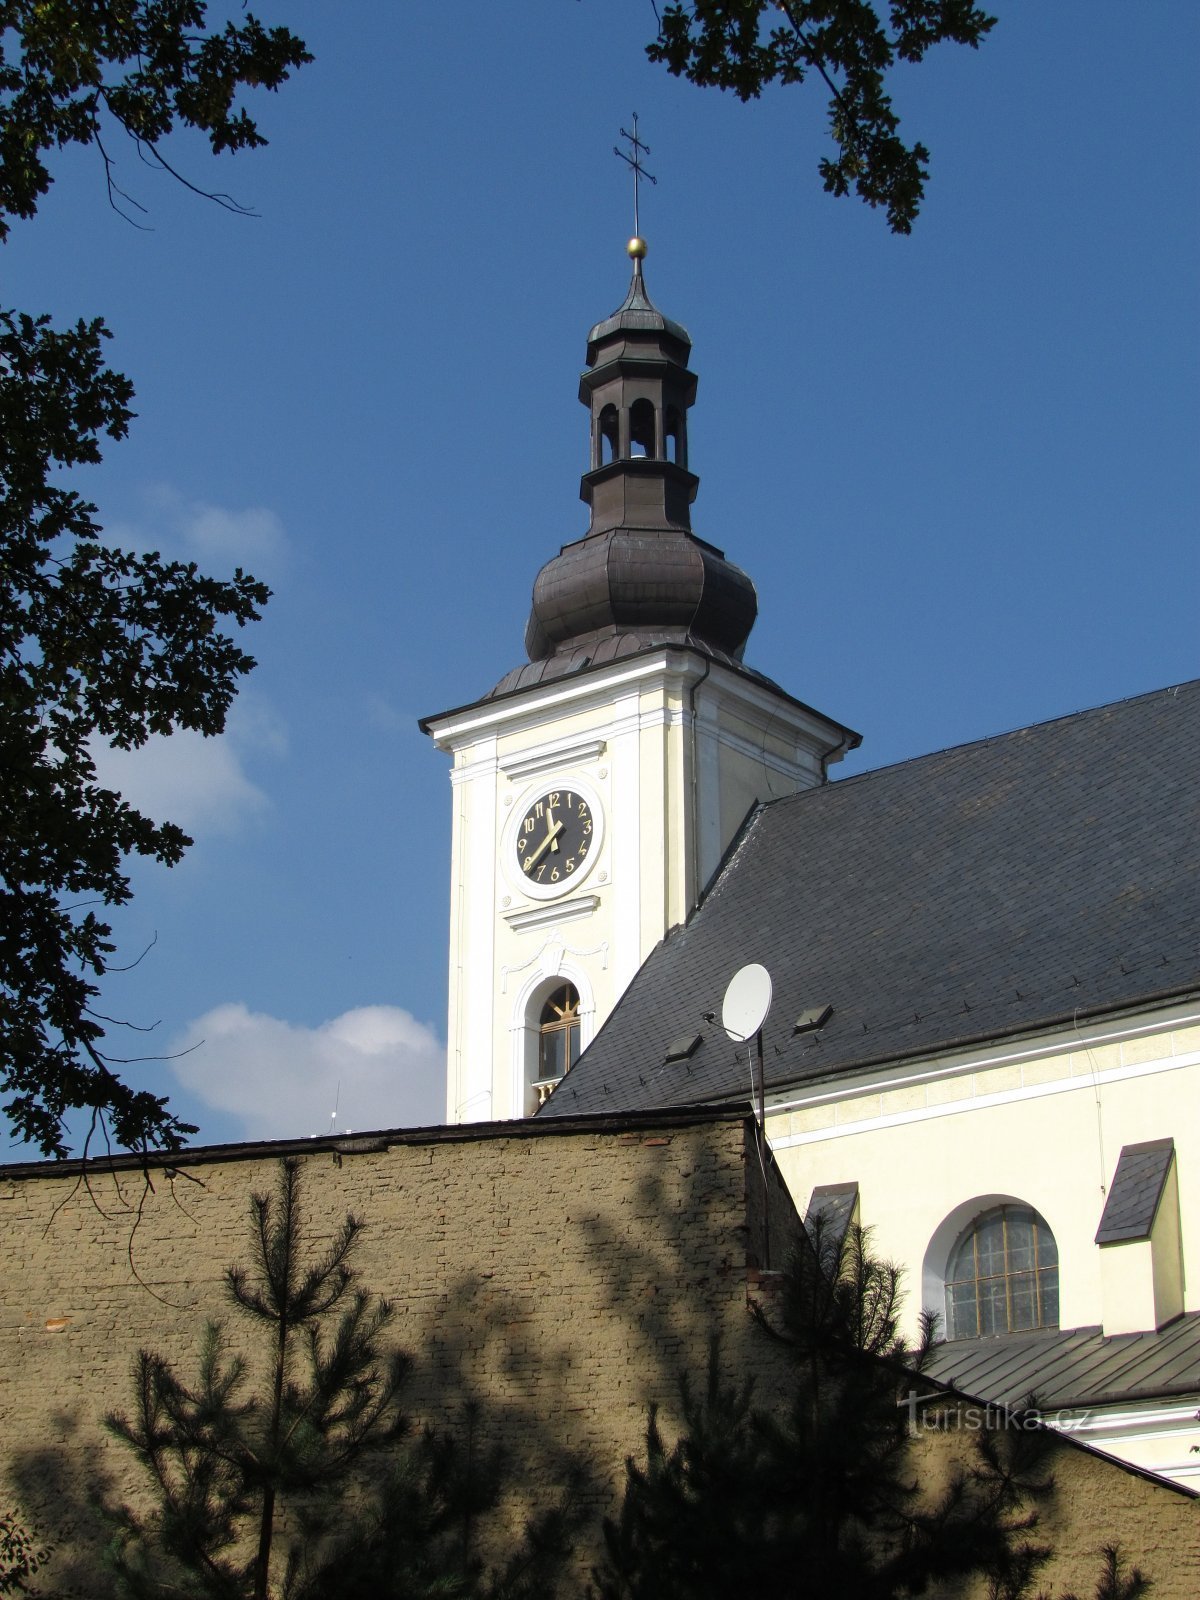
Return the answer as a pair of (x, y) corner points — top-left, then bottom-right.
(586, 259), (691, 353)
(924, 1312), (1200, 1411)
(539, 679), (1200, 1117)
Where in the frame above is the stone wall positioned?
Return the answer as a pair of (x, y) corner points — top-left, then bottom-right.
(909, 1403), (1200, 1599)
(0, 1109), (795, 1590)
(1, 1108), (1195, 1594)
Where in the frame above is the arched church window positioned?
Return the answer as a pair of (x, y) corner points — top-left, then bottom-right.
(599, 405), (619, 466)
(665, 406), (684, 466)
(945, 1204), (1059, 1339)
(533, 985), (581, 1105)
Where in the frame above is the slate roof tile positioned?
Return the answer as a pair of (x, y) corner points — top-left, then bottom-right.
(1096, 1139), (1177, 1243)
(540, 680), (1200, 1117)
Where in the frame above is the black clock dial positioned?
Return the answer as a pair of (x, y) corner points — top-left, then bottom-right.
(514, 788), (594, 889)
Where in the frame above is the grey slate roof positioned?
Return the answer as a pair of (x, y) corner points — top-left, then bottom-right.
(539, 680), (1200, 1117)
(1096, 1139), (1177, 1244)
(924, 1312), (1200, 1411)
(805, 1182), (860, 1247)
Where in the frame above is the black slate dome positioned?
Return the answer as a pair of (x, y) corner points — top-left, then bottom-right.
(525, 526), (757, 662)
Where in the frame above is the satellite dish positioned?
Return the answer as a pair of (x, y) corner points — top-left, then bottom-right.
(722, 963), (773, 1043)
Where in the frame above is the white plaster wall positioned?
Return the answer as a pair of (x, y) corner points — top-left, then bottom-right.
(767, 1009), (1200, 1342)
(1099, 1240), (1158, 1337)
(1150, 1158), (1185, 1327)
(427, 651), (853, 1125)
(443, 734), (498, 1123)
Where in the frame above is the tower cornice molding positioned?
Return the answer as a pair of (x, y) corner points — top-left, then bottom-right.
(424, 647), (719, 746)
(423, 646), (860, 765)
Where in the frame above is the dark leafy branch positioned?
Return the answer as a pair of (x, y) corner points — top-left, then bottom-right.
(647, 1), (997, 232)
(0, 5), (309, 1157)
(0, 309), (269, 1156)
(0, 0), (311, 238)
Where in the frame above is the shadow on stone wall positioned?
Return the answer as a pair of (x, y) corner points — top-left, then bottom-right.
(0, 1121), (795, 1589)
(8, 1411), (120, 1597)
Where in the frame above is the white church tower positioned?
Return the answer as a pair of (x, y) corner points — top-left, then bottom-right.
(422, 238), (858, 1123)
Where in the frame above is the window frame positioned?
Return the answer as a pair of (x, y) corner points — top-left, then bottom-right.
(944, 1202), (1059, 1340)
(534, 985), (581, 1101)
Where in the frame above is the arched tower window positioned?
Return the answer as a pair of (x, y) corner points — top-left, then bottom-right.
(598, 405), (619, 466)
(532, 985), (581, 1106)
(629, 397), (656, 459)
(945, 1204), (1059, 1339)
(665, 406), (685, 467)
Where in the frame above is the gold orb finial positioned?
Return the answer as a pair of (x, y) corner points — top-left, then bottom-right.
(627, 236), (648, 260)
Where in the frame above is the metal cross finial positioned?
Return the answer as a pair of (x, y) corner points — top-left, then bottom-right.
(614, 113), (657, 239)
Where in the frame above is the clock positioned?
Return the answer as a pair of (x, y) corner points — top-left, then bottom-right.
(510, 784), (601, 897)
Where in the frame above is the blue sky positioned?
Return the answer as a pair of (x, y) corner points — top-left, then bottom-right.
(4, 1), (1197, 1153)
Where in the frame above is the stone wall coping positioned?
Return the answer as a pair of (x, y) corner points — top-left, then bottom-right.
(0, 1103), (754, 1181)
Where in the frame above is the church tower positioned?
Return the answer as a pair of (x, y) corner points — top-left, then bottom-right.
(422, 239), (858, 1123)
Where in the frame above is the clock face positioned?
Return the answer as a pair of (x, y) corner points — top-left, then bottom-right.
(513, 787), (595, 892)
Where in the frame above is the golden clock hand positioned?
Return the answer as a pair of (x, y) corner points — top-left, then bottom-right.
(526, 817), (564, 868)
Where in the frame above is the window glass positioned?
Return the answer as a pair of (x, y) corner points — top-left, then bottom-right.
(948, 1281), (979, 1338)
(944, 1205), (1059, 1341)
(1008, 1273), (1037, 1331)
(1040, 1272), (1060, 1327)
(1007, 1213), (1034, 1271)
(978, 1278), (1007, 1336)
(536, 986), (580, 1089)
(541, 1027), (567, 1082)
(975, 1213), (1006, 1278)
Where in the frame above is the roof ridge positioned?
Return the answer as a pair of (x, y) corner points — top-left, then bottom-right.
(766, 678), (1200, 805)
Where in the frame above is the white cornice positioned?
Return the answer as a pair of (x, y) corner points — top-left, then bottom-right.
(449, 757), (499, 787)
(501, 736), (607, 781)
(769, 1047), (1200, 1152)
(1052, 1400), (1200, 1436)
(766, 1001), (1200, 1116)
(426, 652), (702, 746)
(501, 894), (601, 933)
(708, 719), (819, 782)
(425, 649), (852, 754)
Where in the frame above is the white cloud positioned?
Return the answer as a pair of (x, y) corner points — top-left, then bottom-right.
(364, 693), (409, 734)
(118, 483), (287, 574)
(89, 695), (286, 839)
(181, 501), (287, 570)
(170, 1003), (446, 1138)
(92, 729), (267, 836)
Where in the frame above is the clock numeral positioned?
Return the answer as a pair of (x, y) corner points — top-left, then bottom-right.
(534, 801), (544, 819)
(536, 863), (547, 881)
(578, 801), (589, 818)
(523, 817), (535, 835)
(565, 792), (573, 808)
(579, 843), (588, 858)
(522, 856), (533, 872)
(565, 857), (575, 872)
(548, 790), (560, 808)
(550, 866), (560, 882)
(582, 820), (592, 836)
